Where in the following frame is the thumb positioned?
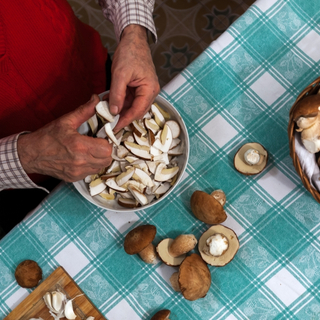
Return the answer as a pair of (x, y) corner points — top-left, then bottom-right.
(108, 76), (128, 115)
(67, 94), (100, 129)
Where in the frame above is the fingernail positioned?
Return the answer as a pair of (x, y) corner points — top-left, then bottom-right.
(110, 105), (119, 114)
(90, 94), (95, 102)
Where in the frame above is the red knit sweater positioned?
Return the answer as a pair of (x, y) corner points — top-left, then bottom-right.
(0, 0), (107, 138)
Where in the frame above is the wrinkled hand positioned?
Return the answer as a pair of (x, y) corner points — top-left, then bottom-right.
(109, 24), (160, 132)
(17, 95), (113, 182)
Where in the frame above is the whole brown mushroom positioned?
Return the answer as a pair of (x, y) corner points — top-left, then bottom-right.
(15, 260), (42, 288)
(170, 253), (211, 301)
(124, 224), (158, 264)
(190, 190), (227, 224)
(151, 309), (171, 320)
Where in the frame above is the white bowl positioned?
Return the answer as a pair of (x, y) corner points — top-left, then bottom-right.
(73, 93), (189, 212)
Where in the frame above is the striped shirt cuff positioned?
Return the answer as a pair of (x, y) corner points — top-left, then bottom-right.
(0, 133), (48, 192)
(99, 0), (157, 43)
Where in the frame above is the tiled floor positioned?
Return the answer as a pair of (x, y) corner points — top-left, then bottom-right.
(69, 0), (255, 87)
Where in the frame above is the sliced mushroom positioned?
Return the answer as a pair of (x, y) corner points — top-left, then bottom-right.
(132, 168), (154, 187)
(156, 235), (197, 266)
(132, 120), (147, 137)
(144, 118), (160, 134)
(234, 142), (268, 175)
(166, 120), (180, 139)
(87, 114), (98, 135)
(105, 179), (127, 193)
(89, 178), (106, 196)
(115, 168), (135, 186)
(153, 102), (171, 121)
(133, 132), (150, 147)
(118, 197), (138, 208)
(105, 123), (120, 146)
(151, 104), (166, 127)
(124, 141), (152, 160)
(198, 225), (239, 266)
(95, 100), (115, 123)
(98, 190), (115, 201)
(155, 164), (179, 182)
(128, 186), (148, 206)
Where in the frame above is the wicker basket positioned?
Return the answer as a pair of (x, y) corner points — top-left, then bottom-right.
(288, 76), (320, 203)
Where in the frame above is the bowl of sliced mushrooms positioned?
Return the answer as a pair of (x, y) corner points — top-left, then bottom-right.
(73, 91), (189, 212)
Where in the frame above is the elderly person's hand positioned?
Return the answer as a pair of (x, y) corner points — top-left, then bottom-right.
(17, 95), (113, 182)
(108, 24), (160, 132)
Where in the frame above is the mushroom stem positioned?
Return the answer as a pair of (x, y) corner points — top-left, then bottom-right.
(170, 272), (181, 292)
(204, 233), (229, 257)
(168, 234), (197, 258)
(138, 243), (157, 264)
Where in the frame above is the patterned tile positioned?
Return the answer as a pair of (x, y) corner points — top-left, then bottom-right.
(66, 0), (255, 87)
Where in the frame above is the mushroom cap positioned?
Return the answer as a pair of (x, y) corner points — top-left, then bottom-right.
(15, 260), (42, 288)
(156, 238), (186, 266)
(199, 225), (239, 266)
(178, 253), (211, 301)
(190, 190), (227, 224)
(234, 142), (268, 176)
(292, 94), (320, 121)
(124, 224), (156, 254)
(150, 309), (171, 320)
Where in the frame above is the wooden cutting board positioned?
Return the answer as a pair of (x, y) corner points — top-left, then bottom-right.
(4, 266), (106, 320)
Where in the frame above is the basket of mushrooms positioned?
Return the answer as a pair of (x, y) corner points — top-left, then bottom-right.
(288, 76), (320, 203)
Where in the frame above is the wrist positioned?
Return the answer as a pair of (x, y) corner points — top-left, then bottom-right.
(17, 133), (36, 174)
(121, 24), (148, 42)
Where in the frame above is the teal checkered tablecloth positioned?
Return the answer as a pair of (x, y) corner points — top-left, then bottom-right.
(1, 0), (320, 319)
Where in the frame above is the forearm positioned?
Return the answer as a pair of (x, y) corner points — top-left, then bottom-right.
(98, 0), (157, 43)
(0, 133), (47, 192)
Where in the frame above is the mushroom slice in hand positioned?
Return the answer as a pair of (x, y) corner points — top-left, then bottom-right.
(190, 190), (227, 224)
(124, 141), (151, 160)
(234, 142), (268, 175)
(198, 225), (239, 266)
(89, 178), (106, 196)
(156, 234), (197, 266)
(87, 114), (98, 135)
(105, 123), (120, 146)
(124, 225), (157, 264)
(95, 100), (115, 123)
(170, 253), (211, 301)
